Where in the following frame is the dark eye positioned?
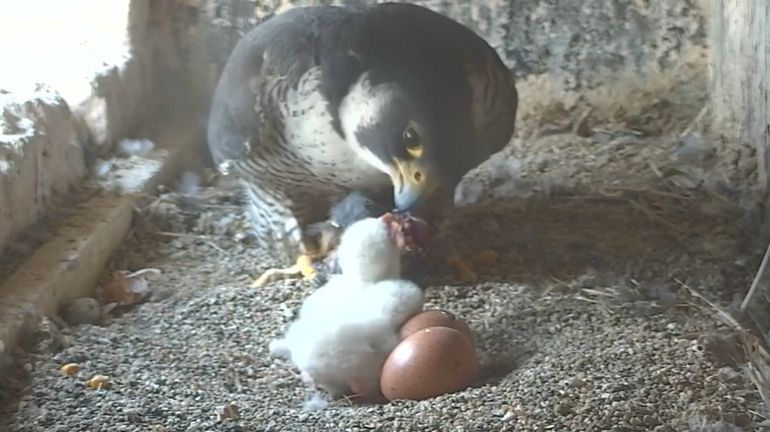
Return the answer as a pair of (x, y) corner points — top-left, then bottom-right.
(402, 125), (420, 148)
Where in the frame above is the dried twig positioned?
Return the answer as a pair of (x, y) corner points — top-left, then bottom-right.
(674, 277), (770, 414)
(574, 294), (615, 316)
(625, 198), (686, 235)
(648, 161), (664, 179)
(206, 242), (226, 254)
(156, 231), (225, 253)
(580, 288), (617, 298)
(741, 240), (770, 314)
(674, 278), (742, 330)
(680, 103), (710, 137)
(598, 185), (691, 201)
(156, 231), (214, 240)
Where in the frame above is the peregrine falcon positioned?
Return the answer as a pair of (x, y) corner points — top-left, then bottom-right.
(207, 2), (518, 265)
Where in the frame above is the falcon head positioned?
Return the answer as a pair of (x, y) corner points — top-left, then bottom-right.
(338, 73), (471, 215)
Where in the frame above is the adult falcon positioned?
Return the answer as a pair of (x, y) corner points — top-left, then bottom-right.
(206, 2), (518, 272)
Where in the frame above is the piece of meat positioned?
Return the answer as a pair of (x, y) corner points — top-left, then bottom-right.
(380, 212), (432, 256)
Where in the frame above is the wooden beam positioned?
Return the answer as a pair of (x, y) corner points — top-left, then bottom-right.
(709, 1), (770, 207)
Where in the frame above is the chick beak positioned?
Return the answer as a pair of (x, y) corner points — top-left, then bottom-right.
(390, 158), (437, 211)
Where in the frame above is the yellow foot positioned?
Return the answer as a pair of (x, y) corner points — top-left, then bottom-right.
(296, 254), (317, 280)
(447, 249), (498, 284)
(447, 257), (477, 284)
(468, 249), (498, 267)
(250, 255), (318, 288)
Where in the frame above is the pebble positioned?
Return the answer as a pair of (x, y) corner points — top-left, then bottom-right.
(216, 403), (240, 421)
(61, 297), (101, 326)
(555, 399), (574, 415)
(567, 376), (587, 388)
(644, 415), (660, 426)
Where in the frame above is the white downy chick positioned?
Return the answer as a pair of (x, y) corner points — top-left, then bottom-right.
(335, 217), (401, 282)
(362, 279), (425, 329)
(269, 216), (424, 401)
(278, 217), (400, 324)
(292, 277), (423, 399)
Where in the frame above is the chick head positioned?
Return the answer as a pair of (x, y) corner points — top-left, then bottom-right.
(336, 217), (401, 282)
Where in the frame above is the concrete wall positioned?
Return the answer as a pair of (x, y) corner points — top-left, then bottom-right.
(0, 91), (90, 255)
(0, 0), (208, 257)
(0, 0), (747, 257)
(195, 0), (708, 92)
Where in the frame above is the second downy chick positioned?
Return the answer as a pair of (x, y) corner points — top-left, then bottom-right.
(269, 216), (424, 402)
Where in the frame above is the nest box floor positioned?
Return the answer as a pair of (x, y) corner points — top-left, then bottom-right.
(1, 72), (768, 431)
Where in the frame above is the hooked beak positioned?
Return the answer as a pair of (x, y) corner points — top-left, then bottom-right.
(390, 158), (439, 211)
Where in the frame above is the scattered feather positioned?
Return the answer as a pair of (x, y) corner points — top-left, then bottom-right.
(117, 139), (155, 157)
(303, 391), (330, 412)
(178, 171), (202, 197)
(92, 160), (113, 177)
(673, 131), (714, 162)
(97, 268), (161, 307)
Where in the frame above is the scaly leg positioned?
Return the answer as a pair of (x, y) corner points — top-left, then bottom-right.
(243, 182), (342, 288)
(250, 221), (341, 288)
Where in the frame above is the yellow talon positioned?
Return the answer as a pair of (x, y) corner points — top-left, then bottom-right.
(445, 249), (497, 283)
(297, 255), (317, 280)
(251, 254), (317, 288)
(448, 257), (478, 284)
(469, 249), (498, 266)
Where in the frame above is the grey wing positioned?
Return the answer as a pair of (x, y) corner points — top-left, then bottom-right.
(205, 6), (369, 264)
(205, 6), (355, 170)
(466, 47), (519, 161)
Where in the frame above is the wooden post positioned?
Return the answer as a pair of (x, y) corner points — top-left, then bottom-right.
(712, 3), (770, 361)
(709, 1), (770, 210)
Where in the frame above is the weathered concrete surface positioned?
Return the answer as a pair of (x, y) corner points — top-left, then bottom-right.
(0, 0), (139, 155)
(709, 1), (769, 200)
(76, 0), (210, 158)
(0, 90), (90, 257)
(0, 193), (133, 366)
(195, 0), (708, 91)
(0, 0), (211, 257)
(0, 118), (205, 369)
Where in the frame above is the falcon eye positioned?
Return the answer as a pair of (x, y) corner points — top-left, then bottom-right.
(402, 126), (423, 158)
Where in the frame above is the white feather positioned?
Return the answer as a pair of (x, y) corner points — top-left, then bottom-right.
(336, 217), (401, 282)
(269, 217), (424, 402)
(338, 72), (400, 176)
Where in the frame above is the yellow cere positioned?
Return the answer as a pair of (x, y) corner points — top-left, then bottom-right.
(406, 145), (423, 159)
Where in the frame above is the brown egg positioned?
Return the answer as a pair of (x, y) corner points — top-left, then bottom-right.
(380, 326), (478, 401)
(399, 309), (474, 345)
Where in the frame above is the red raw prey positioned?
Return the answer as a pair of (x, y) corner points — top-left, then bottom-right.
(380, 212), (432, 256)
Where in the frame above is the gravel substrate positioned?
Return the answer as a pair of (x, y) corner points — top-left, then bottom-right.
(1, 169), (767, 432)
(2, 69), (768, 431)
